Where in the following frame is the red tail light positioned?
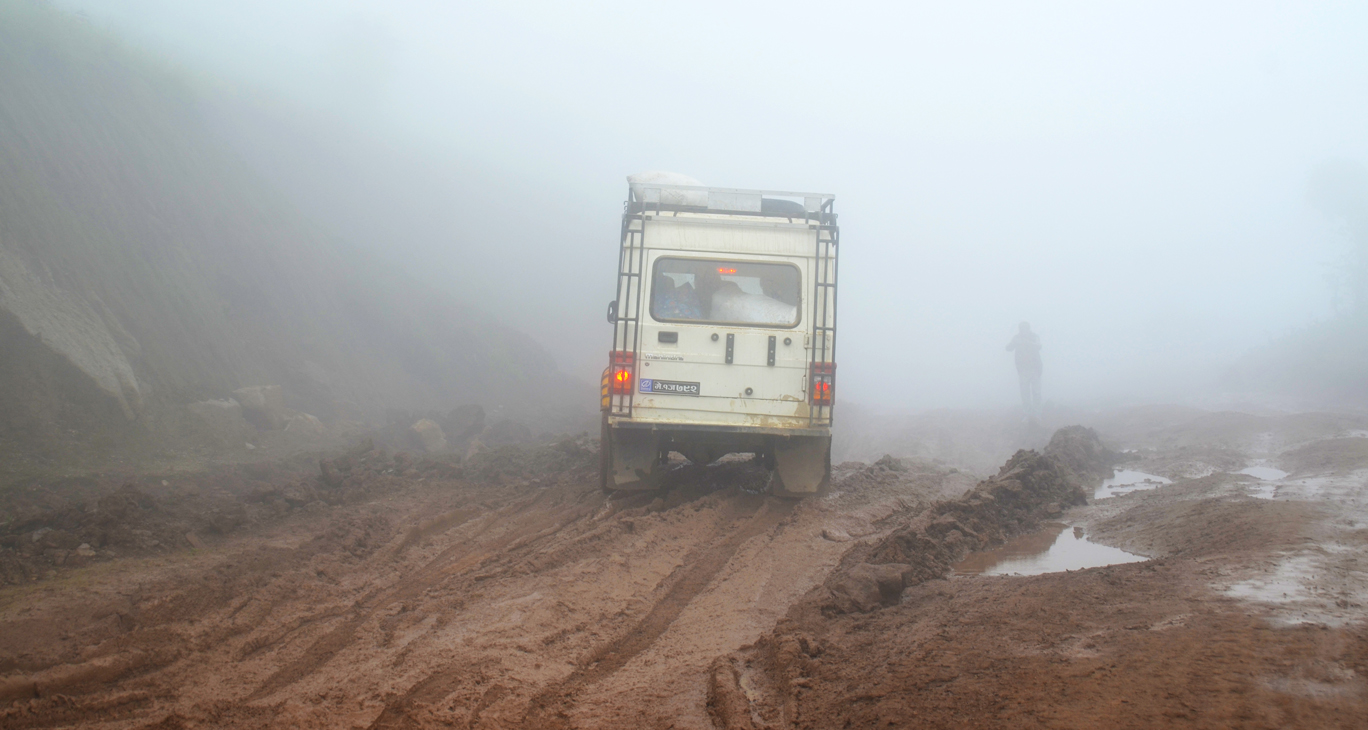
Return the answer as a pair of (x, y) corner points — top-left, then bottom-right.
(609, 350), (635, 395)
(810, 362), (835, 405)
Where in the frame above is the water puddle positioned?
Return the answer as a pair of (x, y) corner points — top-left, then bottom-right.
(1237, 465), (1288, 499)
(953, 522), (1147, 576)
(1095, 470), (1171, 500)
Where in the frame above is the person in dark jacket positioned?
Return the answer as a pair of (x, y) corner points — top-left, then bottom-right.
(1006, 322), (1043, 421)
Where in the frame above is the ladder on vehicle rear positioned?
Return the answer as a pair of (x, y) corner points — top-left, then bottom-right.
(809, 201), (839, 426)
(608, 203), (648, 417)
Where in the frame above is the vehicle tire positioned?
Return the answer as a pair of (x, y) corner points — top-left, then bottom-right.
(759, 448), (777, 471)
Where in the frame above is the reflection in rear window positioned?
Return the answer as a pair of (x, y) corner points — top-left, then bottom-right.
(650, 257), (801, 327)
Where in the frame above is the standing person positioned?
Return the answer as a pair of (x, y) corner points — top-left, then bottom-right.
(1006, 322), (1043, 421)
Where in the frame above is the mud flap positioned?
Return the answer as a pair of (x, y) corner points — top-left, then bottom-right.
(609, 428), (664, 491)
(770, 435), (831, 498)
(599, 415), (613, 494)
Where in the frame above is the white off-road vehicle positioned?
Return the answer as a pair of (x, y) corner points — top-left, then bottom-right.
(600, 175), (838, 497)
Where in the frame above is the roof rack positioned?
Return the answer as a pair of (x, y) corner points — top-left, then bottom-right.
(626, 183), (836, 224)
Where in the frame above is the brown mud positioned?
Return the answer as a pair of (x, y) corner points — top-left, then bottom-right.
(1, 414), (1366, 728)
(710, 425), (1368, 730)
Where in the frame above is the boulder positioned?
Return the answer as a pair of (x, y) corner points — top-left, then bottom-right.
(232, 385), (288, 430)
(821, 527), (853, 542)
(873, 454), (907, 472)
(411, 419), (448, 453)
(188, 398), (247, 430)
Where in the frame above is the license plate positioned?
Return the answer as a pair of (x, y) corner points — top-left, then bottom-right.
(639, 378), (700, 396)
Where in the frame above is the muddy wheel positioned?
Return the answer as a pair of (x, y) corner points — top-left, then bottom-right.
(599, 414), (613, 495)
(758, 449), (777, 471)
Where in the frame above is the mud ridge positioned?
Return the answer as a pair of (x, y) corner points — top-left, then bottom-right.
(814, 425), (1105, 617)
(710, 426), (1111, 726)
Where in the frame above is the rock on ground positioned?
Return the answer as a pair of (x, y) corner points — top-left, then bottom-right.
(411, 418), (448, 452)
(232, 385), (288, 430)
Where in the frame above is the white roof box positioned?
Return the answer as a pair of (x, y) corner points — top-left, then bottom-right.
(627, 171), (836, 219)
(627, 171), (708, 207)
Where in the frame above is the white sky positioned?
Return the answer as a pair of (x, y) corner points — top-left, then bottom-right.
(61, 0), (1368, 409)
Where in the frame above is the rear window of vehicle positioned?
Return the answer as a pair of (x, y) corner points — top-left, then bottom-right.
(649, 257), (801, 327)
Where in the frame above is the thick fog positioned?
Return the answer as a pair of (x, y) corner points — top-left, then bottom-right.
(59, 0), (1368, 411)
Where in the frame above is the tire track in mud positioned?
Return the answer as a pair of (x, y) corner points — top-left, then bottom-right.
(247, 488), (600, 700)
(356, 493), (789, 727)
(364, 671), (508, 730)
(0, 690), (152, 730)
(0, 518), (399, 720)
(518, 495), (794, 727)
(364, 667), (465, 730)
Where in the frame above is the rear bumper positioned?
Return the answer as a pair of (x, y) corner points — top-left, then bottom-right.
(607, 418), (830, 439)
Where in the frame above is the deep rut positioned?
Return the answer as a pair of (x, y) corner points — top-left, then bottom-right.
(518, 495), (793, 727)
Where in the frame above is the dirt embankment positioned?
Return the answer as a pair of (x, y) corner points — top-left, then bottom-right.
(0, 3), (595, 479)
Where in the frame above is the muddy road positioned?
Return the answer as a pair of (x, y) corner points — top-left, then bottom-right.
(1, 411), (1366, 728)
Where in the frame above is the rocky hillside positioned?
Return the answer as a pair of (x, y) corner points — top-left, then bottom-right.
(0, 1), (589, 478)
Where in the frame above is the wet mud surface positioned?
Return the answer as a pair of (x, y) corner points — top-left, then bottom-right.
(0, 414), (1366, 728)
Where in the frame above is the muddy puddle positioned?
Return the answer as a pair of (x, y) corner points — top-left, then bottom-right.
(1240, 466), (1289, 481)
(1095, 469), (1171, 499)
(1238, 465), (1289, 499)
(953, 522), (1147, 576)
